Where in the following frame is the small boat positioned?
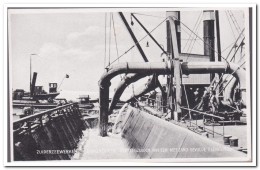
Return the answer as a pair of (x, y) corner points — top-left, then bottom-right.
(78, 95), (95, 109)
(12, 73), (61, 109)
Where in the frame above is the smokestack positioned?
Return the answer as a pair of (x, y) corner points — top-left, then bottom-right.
(30, 72), (37, 97)
(203, 10), (215, 81)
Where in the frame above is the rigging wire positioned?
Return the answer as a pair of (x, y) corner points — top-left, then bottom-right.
(221, 42), (237, 53)
(106, 17), (168, 68)
(236, 53), (246, 64)
(171, 15), (229, 63)
(182, 12), (203, 53)
(112, 14), (119, 62)
(108, 13), (112, 67)
(132, 12), (164, 19)
(227, 10), (242, 34)
(223, 28), (245, 61)
(185, 13), (203, 61)
(111, 13), (122, 80)
(104, 13), (107, 69)
(225, 11), (237, 41)
(228, 37), (245, 62)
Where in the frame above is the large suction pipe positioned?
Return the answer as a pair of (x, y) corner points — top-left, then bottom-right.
(108, 73), (148, 114)
(224, 63), (246, 106)
(99, 61), (246, 136)
(126, 75), (160, 103)
(99, 62), (172, 136)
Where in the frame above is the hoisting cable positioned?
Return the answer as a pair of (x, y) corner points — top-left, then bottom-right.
(111, 13), (122, 80)
(182, 12), (202, 52)
(106, 17), (168, 68)
(131, 13), (167, 54)
(228, 10), (242, 34)
(228, 37), (245, 62)
(222, 41), (238, 54)
(172, 14), (241, 94)
(112, 14), (119, 62)
(183, 12), (203, 55)
(108, 13), (112, 67)
(223, 28), (245, 60)
(225, 11), (237, 41)
(237, 53), (246, 64)
(185, 13), (203, 62)
(171, 15), (229, 63)
(104, 13), (107, 69)
(132, 12), (164, 19)
(179, 25), (204, 62)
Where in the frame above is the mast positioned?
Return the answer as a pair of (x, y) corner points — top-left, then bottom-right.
(215, 10), (223, 97)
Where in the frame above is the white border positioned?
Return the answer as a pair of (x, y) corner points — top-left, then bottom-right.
(3, 3), (257, 167)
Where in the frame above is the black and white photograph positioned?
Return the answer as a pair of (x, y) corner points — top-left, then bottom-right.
(4, 5), (256, 166)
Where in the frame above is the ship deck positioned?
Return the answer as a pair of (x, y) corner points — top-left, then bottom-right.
(72, 108), (248, 159)
(176, 119), (248, 150)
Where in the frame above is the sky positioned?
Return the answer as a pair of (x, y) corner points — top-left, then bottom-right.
(8, 8), (246, 100)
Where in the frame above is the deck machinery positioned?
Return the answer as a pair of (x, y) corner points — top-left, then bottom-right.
(99, 10), (247, 137)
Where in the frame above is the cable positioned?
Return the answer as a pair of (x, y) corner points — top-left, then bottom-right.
(228, 37), (245, 62)
(106, 17), (168, 68)
(236, 53), (246, 64)
(221, 42), (236, 53)
(104, 13), (107, 69)
(132, 12), (164, 19)
(170, 15), (228, 63)
(108, 13), (112, 66)
(185, 13), (203, 61)
(225, 11), (237, 41)
(111, 14), (122, 80)
(182, 12), (201, 52)
(223, 28), (245, 60)
(228, 11), (242, 35)
(112, 14), (119, 62)
(182, 12), (203, 53)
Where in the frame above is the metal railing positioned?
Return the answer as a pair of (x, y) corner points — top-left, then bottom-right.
(13, 103), (79, 131)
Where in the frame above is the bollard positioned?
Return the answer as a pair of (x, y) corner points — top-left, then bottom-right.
(230, 136), (239, 147)
(223, 135), (232, 145)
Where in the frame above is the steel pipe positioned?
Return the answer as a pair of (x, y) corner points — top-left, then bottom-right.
(224, 63), (246, 106)
(99, 61), (246, 136)
(108, 74), (148, 114)
(126, 75), (160, 103)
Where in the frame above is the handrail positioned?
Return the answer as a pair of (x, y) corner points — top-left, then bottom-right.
(180, 106), (224, 120)
(13, 103), (78, 126)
